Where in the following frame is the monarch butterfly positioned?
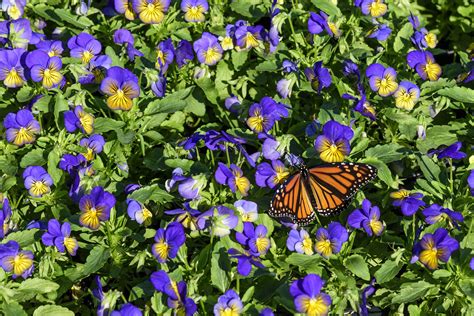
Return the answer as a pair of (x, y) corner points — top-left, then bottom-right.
(269, 160), (377, 225)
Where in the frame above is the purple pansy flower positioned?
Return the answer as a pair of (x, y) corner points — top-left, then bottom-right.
(304, 61), (332, 93)
(166, 168), (202, 200)
(111, 303), (142, 316)
(255, 160), (289, 189)
(287, 229), (314, 255)
(407, 50), (442, 81)
(0, 198), (12, 238)
(422, 204), (464, 228)
(262, 137), (282, 160)
(214, 290), (243, 316)
(428, 142), (467, 160)
(468, 170), (474, 196)
(197, 205), (238, 237)
(315, 222), (348, 257)
(165, 202), (201, 231)
(79, 55), (112, 85)
(228, 247), (265, 276)
(235, 24), (265, 50)
(155, 38), (174, 72)
(127, 199), (153, 225)
(152, 222), (186, 263)
(175, 40), (194, 67)
(0, 240), (34, 279)
(411, 228), (459, 270)
(67, 32), (102, 64)
(367, 23), (391, 41)
(360, 280), (376, 316)
(132, 0), (170, 24)
(394, 81), (420, 111)
(224, 94), (241, 113)
(234, 199), (258, 222)
(342, 90), (376, 121)
(41, 219), (78, 255)
(2, 0), (26, 19)
(25, 50), (63, 89)
(390, 190), (426, 216)
(0, 19), (32, 48)
(347, 199), (385, 236)
(358, 0), (387, 18)
(277, 78), (293, 99)
(343, 59), (361, 80)
(113, 29), (134, 45)
(0, 48), (27, 87)
(3, 109), (40, 146)
(79, 186), (116, 230)
(64, 105), (94, 134)
(308, 11), (340, 37)
(193, 32), (223, 65)
(150, 270), (197, 315)
(114, 0), (135, 20)
(247, 96), (289, 134)
(314, 120), (354, 163)
(79, 134), (105, 161)
(151, 72), (167, 98)
(215, 163), (250, 196)
(100, 66), (140, 111)
(181, 0), (208, 22)
(23, 166), (53, 197)
(282, 59), (298, 73)
(236, 222), (270, 256)
(366, 63), (398, 97)
(290, 274), (332, 315)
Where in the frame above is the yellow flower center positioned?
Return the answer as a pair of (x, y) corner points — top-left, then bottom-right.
(369, 0), (387, 17)
(423, 60), (441, 81)
(64, 237), (78, 255)
(202, 46), (222, 65)
(234, 175), (250, 196)
(243, 32), (259, 49)
(107, 88), (133, 111)
(419, 238), (444, 270)
(319, 140), (346, 163)
(219, 306), (240, 316)
(375, 75), (398, 96)
(369, 219), (383, 235)
(247, 115), (266, 133)
(30, 180), (50, 197)
(78, 111), (94, 134)
(185, 5), (205, 22)
(221, 36), (234, 50)
(304, 295), (330, 316)
(315, 239), (333, 257)
(81, 50), (94, 64)
(14, 126), (36, 146)
(395, 89), (417, 111)
(390, 189), (410, 200)
(154, 239), (170, 261)
(8, 5), (21, 19)
(41, 67), (62, 89)
(328, 22), (339, 37)
(79, 205), (104, 230)
(302, 235), (314, 255)
(5, 68), (24, 87)
(274, 166), (289, 184)
(138, 1), (165, 24)
(10, 253), (33, 276)
(425, 32), (437, 48)
(255, 236), (269, 253)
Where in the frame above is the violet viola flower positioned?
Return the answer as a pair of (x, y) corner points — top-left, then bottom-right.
(0, 240), (34, 279)
(287, 228), (314, 255)
(165, 168), (202, 200)
(2, 0), (26, 19)
(0, 19), (32, 48)
(428, 142), (467, 160)
(236, 222), (270, 256)
(267, 1), (280, 53)
(255, 160), (289, 189)
(390, 189), (426, 216)
(0, 198), (12, 238)
(127, 199), (153, 225)
(25, 50), (63, 89)
(3, 109), (40, 146)
(175, 40), (194, 68)
(262, 137), (282, 160)
(234, 199), (258, 222)
(366, 63), (398, 97)
(470, 257), (474, 270)
(228, 247), (265, 276)
(314, 120), (354, 163)
(79, 134), (105, 161)
(342, 90), (376, 121)
(247, 96), (288, 134)
(235, 24), (265, 50)
(224, 94), (241, 113)
(214, 290), (243, 316)
(215, 163), (250, 196)
(197, 205), (238, 237)
(407, 50), (442, 81)
(114, 0), (135, 20)
(277, 78), (292, 99)
(315, 222), (348, 257)
(41, 219), (79, 256)
(150, 270), (197, 316)
(282, 59), (298, 73)
(36, 40), (63, 57)
(67, 33), (102, 64)
(132, 0), (170, 24)
(64, 105), (95, 134)
(152, 222), (186, 263)
(360, 280), (376, 316)
(79, 186), (116, 230)
(165, 202), (201, 231)
(304, 61), (332, 93)
(357, 0), (387, 18)
(79, 55), (112, 85)
(23, 166), (53, 197)
(290, 274), (332, 316)
(411, 228), (459, 270)
(100, 66), (140, 111)
(58, 153), (88, 198)
(260, 307), (274, 316)
(181, 0), (208, 22)
(468, 170), (474, 196)
(394, 81), (420, 111)
(113, 29), (134, 45)
(422, 204), (464, 228)
(155, 38), (174, 72)
(0, 48), (26, 87)
(343, 60), (361, 81)
(193, 32), (223, 66)
(111, 304), (142, 316)
(367, 24), (391, 41)
(151, 71), (166, 98)
(308, 11), (340, 38)
(347, 199), (385, 236)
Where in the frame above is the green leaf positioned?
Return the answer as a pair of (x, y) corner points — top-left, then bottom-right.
(128, 184), (174, 204)
(361, 157), (397, 188)
(83, 245), (110, 276)
(255, 60), (278, 72)
(144, 87), (194, 115)
(438, 86), (474, 103)
(19, 148), (46, 168)
(161, 111), (186, 132)
(4, 229), (39, 247)
(310, 0), (341, 16)
(374, 259), (403, 284)
(392, 281), (434, 304)
(1, 302), (27, 316)
(231, 50), (248, 70)
(33, 305), (74, 316)
(365, 143), (407, 163)
(54, 94), (69, 126)
(13, 278), (60, 302)
(415, 155), (441, 182)
(195, 77), (219, 105)
(211, 242), (231, 293)
(393, 22), (412, 52)
(53, 8), (94, 28)
(285, 253), (322, 273)
(16, 86), (34, 103)
(344, 254), (370, 281)
(94, 117), (126, 133)
(459, 278), (474, 298)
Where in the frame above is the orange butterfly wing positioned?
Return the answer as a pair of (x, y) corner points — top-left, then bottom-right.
(269, 162), (377, 225)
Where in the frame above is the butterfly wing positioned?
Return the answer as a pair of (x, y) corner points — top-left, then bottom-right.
(269, 171), (316, 226)
(307, 163), (377, 216)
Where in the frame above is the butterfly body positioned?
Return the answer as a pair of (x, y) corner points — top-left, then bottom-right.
(269, 162), (377, 225)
